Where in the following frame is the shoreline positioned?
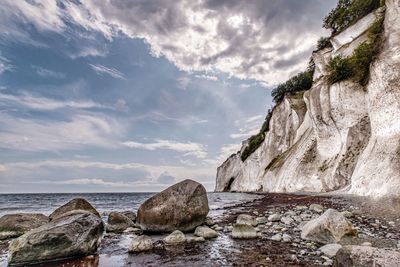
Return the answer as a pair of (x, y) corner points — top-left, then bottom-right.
(1, 192), (400, 266)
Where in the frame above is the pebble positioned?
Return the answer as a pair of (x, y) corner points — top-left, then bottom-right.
(280, 216), (294, 225)
(270, 233), (282, 241)
(256, 216), (268, 225)
(282, 234), (292, 242)
(268, 214), (281, 222)
(309, 204), (324, 213)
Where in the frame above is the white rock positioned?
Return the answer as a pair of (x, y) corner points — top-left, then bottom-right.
(301, 209), (356, 244)
(231, 224), (257, 239)
(282, 234), (292, 242)
(268, 214), (281, 222)
(319, 243), (342, 257)
(309, 204), (324, 213)
(236, 214), (258, 226)
(164, 230), (186, 245)
(194, 226), (218, 239)
(129, 235), (153, 253)
(256, 216), (268, 224)
(335, 245), (400, 267)
(270, 233), (282, 241)
(280, 216), (294, 225)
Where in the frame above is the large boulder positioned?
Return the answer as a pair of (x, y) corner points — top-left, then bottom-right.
(49, 198), (100, 220)
(334, 245), (400, 267)
(301, 209), (356, 244)
(0, 213), (48, 240)
(106, 211), (135, 233)
(137, 179), (209, 232)
(8, 211), (104, 266)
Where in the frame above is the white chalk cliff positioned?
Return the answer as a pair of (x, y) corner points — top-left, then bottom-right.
(216, 0), (400, 198)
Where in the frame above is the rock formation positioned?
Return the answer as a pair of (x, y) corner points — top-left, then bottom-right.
(137, 179), (209, 232)
(216, 0), (400, 198)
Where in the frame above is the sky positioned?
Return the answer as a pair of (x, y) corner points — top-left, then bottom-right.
(0, 0), (336, 193)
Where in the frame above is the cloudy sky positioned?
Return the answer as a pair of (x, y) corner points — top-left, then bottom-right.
(0, 0), (336, 193)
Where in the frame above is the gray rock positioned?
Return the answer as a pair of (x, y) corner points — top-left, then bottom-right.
(121, 211), (136, 222)
(106, 211), (135, 233)
(128, 235), (153, 253)
(49, 198), (101, 220)
(256, 216), (268, 225)
(123, 227), (143, 235)
(268, 214), (281, 222)
(186, 236), (205, 242)
(204, 217), (215, 227)
(301, 209), (356, 244)
(282, 234), (292, 242)
(236, 214), (258, 226)
(335, 245), (400, 267)
(270, 233), (282, 241)
(285, 211), (297, 216)
(341, 211), (353, 218)
(361, 242), (372, 247)
(0, 213), (48, 240)
(319, 243), (342, 257)
(281, 216), (294, 225)
(137, 180), (209, 232)
(231, 224), (257, 239)
(8, 211), (104, 266)
(164, 230), (186, 245)
(309, 204), (324, 213)
(194, 226), (218, 239)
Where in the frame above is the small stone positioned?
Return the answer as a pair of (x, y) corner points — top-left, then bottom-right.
(253, 211), (259, 215)
(341, 211), (353, 218)
(231, 224), (257, 239)
(128, 235), (153, 253)
(214, 226), (223, 231)
(236, 214), (258, 226)
(361, 242), (372, 246)
(123, 227), (143, 234)
(296, 206), (308, 211)
(281, 216), (294, 225)
(270, 233), (282, 241)
(268, 214), (281, 222)
(388, 221), (395, 226)
(204, 217), (215, 227)
(164, 230), (186, 245)
(319, 243), (342, 257)
(194, 226), (218, 239)
(309, 204), (324, 213)
(186, 236), (205, 242)
(256, 216), (268, 225)
(282, 234), (292, 242)
(285, 210), (297, 216)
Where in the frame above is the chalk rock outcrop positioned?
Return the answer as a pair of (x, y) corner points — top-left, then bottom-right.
(216, 1), (400, 198)
(137, 179), (209, 232)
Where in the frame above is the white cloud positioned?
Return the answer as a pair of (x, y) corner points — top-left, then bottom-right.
(31, 65), (66, 79)
(0, 91), (106, 110)
(122, 139), (207, 159)
(195, 74), (218, 81)
(0, 113), (122, 151)
(0, 55), (13, 74)
(216, 143), (242, 164)
(89, 64), (126, 80)
(69, 46), (108, 59)
(230, 114), (264, 139)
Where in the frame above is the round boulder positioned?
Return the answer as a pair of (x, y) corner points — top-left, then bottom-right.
(106, 211), (135, 233)
(137, 179), (209, 232)
(128, 235), (153, 253)
(164, 230), (186, 245)
(0, 213), (48, 240)
(49, 198), (100, 221)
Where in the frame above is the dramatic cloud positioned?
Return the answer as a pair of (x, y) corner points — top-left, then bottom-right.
(0, 113), (122, 151)
(89, 64), (126, 79)
(122, 139), (207, 159)
(1, 0), (335, 84)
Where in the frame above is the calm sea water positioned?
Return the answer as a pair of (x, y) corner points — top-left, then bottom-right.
(0, 192), (260, 218)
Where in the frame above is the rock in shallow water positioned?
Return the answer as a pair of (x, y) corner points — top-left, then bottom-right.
(236, 214), (258, 226)
(301, 209), (356, 244)
(137, 179), (209, 232)
(0, 213), (48, 240)
(106, 211), (135, 233)
(164, 230), (186, 245)
(8, 211), (104, 266)
(128, 235), (153, 253)
(335, 245), (400, 267)
(319, 243), (342, 258)
(194, 226), (218, 239)
(231, 224), (257, 239)
(49, 198), (101, 220)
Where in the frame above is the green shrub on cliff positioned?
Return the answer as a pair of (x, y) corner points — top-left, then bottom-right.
(271, 69), (313, 104)
(326, 17), (384, 85)
(323, 0), (382, 34)
(241, 109), (273, 162)
(316, 37), (332, 51)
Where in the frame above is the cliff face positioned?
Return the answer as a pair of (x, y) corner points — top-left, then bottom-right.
(216, 0), (400, 198)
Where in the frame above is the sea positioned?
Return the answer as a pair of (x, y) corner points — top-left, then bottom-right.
(0, 192), (261, 267)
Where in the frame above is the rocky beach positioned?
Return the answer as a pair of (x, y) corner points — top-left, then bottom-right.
(1, 181), (400, 266)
